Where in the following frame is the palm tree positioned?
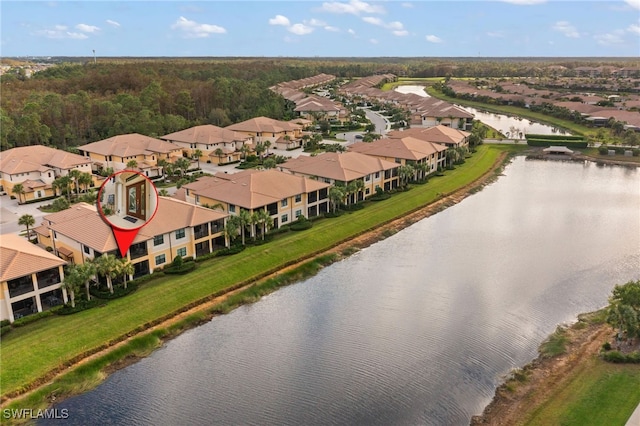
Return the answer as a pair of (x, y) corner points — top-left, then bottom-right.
(61, 267), (83, 308)
(224, 216), (240, 245)
(263, 140), (272, 155)
(329, 185), (345, 213)
(119, 259), (134, 289)
(158, 188), (170, 196)
(174, 157), (191, 177)
(78, 172), (93, 193)
(254, 142), (266, 160)
(126, 159), (138, 169)
(239, 144), (250, 160)
(68, 169), (83, 197)
(253, 209), (273, 240)
(214, 148), (224, 165)
(53, 175), (73, 201)
(74, 262), (97, 301)
(238, 209), (252, 245)
(18, 214), (35, 240)
(398, 164), (415, 188)
(11, 183), (25, 204)
(94, 253), (120, 294)
(192, 149), (203, 168)
(414, 162), (429, 180)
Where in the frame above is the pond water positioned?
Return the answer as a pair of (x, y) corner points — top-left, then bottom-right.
(394, 85), (569, 136)
(44, 158), (640, 425)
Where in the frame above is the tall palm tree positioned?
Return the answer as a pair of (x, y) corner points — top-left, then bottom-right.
(224, 216), (240, 246)
(238, 209), (252, 245)
(68, 169), (83, 197)
(239, 144), (250, 160)
(126, 159), (138, 169)
(53, 175), (73, 201)
(263, 140), (271, 155)
(254, 209), (273, 240)
(11, 183), (25, 204)
(192, 149), (203, 168)
(94, 253), (120, 294)
(329, 186), (344, 213)
(75, 262), (97, 301)
(119, 258), (134, 289)
(214, 148), (224, 165)
(158, 188), (170, 196)
(61, 267), (83, 308)
(18, 214), (35, 240)
(398, 164), (415, 188)
(78, 172), (93, 193)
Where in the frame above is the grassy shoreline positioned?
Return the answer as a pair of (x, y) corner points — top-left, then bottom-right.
(1, 145), (519, 407)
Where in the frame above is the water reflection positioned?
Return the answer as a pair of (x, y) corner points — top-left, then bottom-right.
(44, 158), (640, 426)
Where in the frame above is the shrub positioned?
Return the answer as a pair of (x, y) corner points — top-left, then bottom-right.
(602, 350), (640, 364)
(0, 325), (11, 337)
(0, 319), (10, 328)
(215, 245), (245, 256)
(90, 282), (138, 299)
(51, 197), (70, 211)
(164, 260), (196, 275)
(602, 342), (612, 351)
(56, 299), (105, 315)
(632, 149), (640, 157)
(12, 309), (58, 327)
(290, 215), (313, 231)
(598, 146), (609, 155)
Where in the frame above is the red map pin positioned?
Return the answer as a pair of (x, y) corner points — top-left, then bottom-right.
(96, 170), (159, 257)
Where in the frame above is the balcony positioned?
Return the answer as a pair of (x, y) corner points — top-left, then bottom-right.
(8, 276), (34, 298)
(129, 242), (148, 260)
(36, 268), (61, 289)
(194, 224), (209, 240)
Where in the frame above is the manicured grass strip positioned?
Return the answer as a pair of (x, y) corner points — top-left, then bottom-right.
(524, 357), (640, 426)
(0, 145), (508, 398)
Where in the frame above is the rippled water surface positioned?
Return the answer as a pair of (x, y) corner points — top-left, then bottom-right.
(45, 158), (640, 425)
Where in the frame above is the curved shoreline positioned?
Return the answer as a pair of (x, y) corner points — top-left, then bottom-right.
(1, 149), (514, 414)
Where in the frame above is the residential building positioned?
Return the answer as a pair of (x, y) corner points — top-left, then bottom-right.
(0, 145), (93, 202)
(349, 136), (447, 177)
(35, 198), (228, 277)
(387, 125), (471, 149)
(280, 152), (400, 201)
(294, 95), (344, 121)
(161, 125), (252, 165)
(226, 117), (304, 150)
(78, 133), (183, 176)
(1, 233), (67, 323)
(183, 169), (330, 230)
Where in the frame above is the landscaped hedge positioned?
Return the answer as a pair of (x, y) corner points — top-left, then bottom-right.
(525, 134), (585, 141)
(12, 309), (59, 327)
(90, 282), (139, 300)
(163, 261), (197, 275)
(526, 139), (588, 148)
(56, 299), (105, 315)
(290, 216), (313, 231)
(215, 245), (246, 256)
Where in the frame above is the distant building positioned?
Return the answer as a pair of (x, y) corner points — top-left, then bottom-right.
(161, 125), (252, 165)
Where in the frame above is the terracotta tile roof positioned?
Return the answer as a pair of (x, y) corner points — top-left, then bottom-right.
(294, 96), (342, 112)
(42, 198), (228, 253)
(78, 133), (181, 157)
(0, 145), (91, 175)
(226, 117), (302, 134)
(387, 125), (470, 145)
(161, 125), (251, 145)
(280, 152), (398, 182)
(184, 170), (330, 210)
(0, 233), (66, 282)
(349, 137), (447, 160)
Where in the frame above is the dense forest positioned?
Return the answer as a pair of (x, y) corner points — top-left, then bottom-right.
(2, 58), (639, 150)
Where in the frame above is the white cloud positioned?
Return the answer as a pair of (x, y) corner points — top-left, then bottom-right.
(321, 0), (385, 15)
(171, 16), (226, 38)
(362, 16), (383, 26)
(348, 28), (356, 35)
(393, 30), (409, 36)
(426, 34), (442, 43)
(106, 20), (120, 27)
(499, 0), (546, 4)
(324, 25), (340, 32)
(76, 23), (100, 33)
(369, 38), (378, 44)
(628, 23), (640, 35)
(594, 31), (625, 45)
(288, 23), (314, 35)
(269, 15), (290, 26)
(305, 18), (327, 27)
(36, 26), (88, 40)
(487, 31), (504, 38)
(553, 21), (579, 38)
(625, 0), (640, 10)
(362, 16), (407, 36)
(401, 2), (414, 8)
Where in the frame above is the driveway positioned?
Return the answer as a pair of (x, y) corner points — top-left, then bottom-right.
(0, 195), (51, 235)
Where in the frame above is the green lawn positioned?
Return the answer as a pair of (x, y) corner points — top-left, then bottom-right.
(1, 145), (511, 397)
(524, 356), (640, 426)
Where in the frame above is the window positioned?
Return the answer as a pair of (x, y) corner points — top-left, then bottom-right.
(365, 174), (371, 181)
(281, 214), (289, 223)
(83, 245), (90, 254)
(154, 235), (164, 246)
(229, 205), (236, 213)
(295, 209), (302, 218)
(366, 188), (370, 195)
(155, 254), (166, 265)
(281, 199), (288, 207)
(295, 194), (302, 203)
(175, 228), (186, 239)
(195, 195), (200, 204)
(375, 172), (380, 179)
(177, 247), (187, 257)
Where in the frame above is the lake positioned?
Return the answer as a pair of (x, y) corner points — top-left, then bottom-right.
(394, 85), (568, 136)
(44, 158), (640, 425)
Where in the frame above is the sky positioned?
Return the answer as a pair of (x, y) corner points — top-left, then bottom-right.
(1, 0), (639, 58)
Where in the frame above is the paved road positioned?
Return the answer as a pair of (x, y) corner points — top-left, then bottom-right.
(0, 195), (51, 235)
(363, 108), (391, 135)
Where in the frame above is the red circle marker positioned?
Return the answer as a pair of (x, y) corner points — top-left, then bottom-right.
(96, 170), (159, 257)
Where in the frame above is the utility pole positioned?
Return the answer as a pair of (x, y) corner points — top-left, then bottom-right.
(93, 49), (96, 64)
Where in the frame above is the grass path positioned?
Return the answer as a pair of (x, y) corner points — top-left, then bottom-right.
(1, 145), (511, 400)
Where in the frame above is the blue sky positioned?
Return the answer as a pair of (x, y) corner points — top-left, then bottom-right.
(1, 1), (639, 57)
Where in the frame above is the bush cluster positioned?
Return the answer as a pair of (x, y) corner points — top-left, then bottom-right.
(602, 350), (640, 363)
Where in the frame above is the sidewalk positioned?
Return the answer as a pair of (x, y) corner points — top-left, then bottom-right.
(626, 402), (640, 426)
